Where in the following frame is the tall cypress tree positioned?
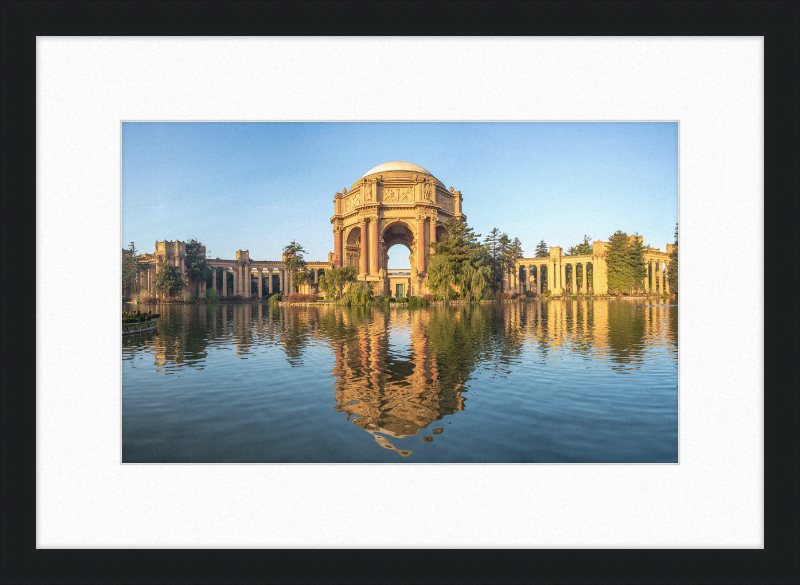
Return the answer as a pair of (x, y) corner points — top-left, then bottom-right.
(427, 217), (484, 299)
(628, 233), (648, 293)
(497, 233), (511, 292)
(668, 223), (678, 295)
(606, 231), (633, 294)
(534, 239), (549, 258)
(606, 231), (647, 294)
(483, 228), (501, 293)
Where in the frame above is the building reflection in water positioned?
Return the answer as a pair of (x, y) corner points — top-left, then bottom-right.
(320, 307), (472, 457)
(123, 299), (677, 457)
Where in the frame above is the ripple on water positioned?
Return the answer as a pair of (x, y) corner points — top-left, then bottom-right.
(122, 301), (678, 462)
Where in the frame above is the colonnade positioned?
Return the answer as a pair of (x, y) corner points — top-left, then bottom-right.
(206, 263), (327, 298)
(507, 251), (670, 296)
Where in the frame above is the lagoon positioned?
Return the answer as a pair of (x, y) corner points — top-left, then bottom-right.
(122, 299), (678, 463)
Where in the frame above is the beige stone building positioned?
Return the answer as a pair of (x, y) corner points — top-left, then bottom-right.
(129, 161), (673, 299)
(331, 161), (464, 297)
(512, 238), (673, 296)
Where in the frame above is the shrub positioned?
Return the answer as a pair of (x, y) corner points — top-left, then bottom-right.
(406, 296), (429, 308)
(122, 310), (160, 324)
(422, 294), (435, 302)
(268, 294), (282, 304)
(389, 297), (396, 303)
(287, 293), (317, 302)
(224, 294), (244, 301)
(395, 297), (408, 303)
(338, 281), (373, 306)
(204, 288), (219, 302)
(368, 296), (393, 308)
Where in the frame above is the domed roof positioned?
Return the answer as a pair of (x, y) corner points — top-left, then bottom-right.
(361, 161), (433, 178)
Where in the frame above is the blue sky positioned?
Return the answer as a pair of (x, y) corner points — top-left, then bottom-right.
(122, 122), (678, 269)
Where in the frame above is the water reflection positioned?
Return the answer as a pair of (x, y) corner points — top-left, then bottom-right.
(122, 298), (677, 462)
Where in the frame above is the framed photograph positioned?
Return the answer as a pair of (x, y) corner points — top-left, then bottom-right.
(120, 121), (679, 465)
(2, 1), (797, 583)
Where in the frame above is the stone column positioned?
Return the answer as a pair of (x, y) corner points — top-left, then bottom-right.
(555, 260), (560, 293)
(649, 261), (655, 293)
(257, 267), (263, 299)
(644, 261), (650, 293)
(334, 228), (343, 269)
(268, 269), (273, 294)
(665, 264), (671, 295)
(370, 218), (379, 275)
(359, 220), (369, 275)
(416, 216), (427, 274)
(222, 269), (227, 297)
(659, 261), (665, 296)
(536, 267), (541, 295)
(560, 260), (566, 294)
(212, 267), (217, 294)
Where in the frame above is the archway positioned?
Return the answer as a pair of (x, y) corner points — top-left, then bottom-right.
(382, 221), (417, 297)
(344, 225), (363, 270)
(330, 161), (466, 296)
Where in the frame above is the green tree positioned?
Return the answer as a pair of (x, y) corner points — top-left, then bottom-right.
(605, 231), (647, 294)
(122, 241), (140, 295)
(282, 240), (308, 292)
(497, 233), (511, 292)
(534, 239), (549, 258)
(628, 232), (648, 293)
(152, 260), (185, 297)
(482, 228), (503, 293)
(566, 235), (592, 256)
(668, 222), (678, 295)
(427, 217), (485, 300)
(318, 266), (357, 300)
(185, 239), (211, 294)
(498, 236), (522, 292)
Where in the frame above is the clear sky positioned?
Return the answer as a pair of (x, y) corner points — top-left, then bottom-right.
(122, 122), (678, 269)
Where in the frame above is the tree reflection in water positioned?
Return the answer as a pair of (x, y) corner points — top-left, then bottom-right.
(317, 306), (504, 456)
(123, 299), (677, 459)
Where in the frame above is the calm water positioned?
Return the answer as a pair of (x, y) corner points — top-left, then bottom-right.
(122, 299), (678, 463)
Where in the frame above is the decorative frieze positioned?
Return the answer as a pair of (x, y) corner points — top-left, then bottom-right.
(382, 186), (414, 203)
(439, 192), (454, 212)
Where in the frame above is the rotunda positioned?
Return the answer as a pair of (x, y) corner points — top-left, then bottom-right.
(331, 162), (464, 296)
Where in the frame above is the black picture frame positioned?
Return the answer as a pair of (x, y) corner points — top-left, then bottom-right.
(2, 2), (797, 583)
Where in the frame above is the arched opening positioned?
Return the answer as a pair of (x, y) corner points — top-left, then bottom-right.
(382, 221), (416, 298)
(386, 243), (412, 270)
(345, 226), (362, 270)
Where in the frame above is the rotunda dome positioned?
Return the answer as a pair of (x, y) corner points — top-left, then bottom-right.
(360, 161), (433, 178)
